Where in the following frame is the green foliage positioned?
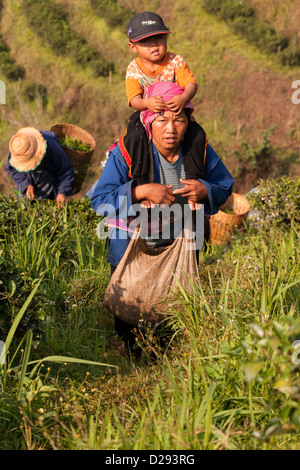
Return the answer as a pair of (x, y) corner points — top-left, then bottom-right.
(203, 0), (255, 19)
(90, 0), (135, 32)
(22, 0), (114, 77)
(60, 136), (91, 152)
(203, 0), (299, 65)
(231, 16), (288, 54)
(242, 126), (275, 167)
(0, 196), (104, 337)
(248, 176), (300, 228)
(0, 35), (25, 81)
(0, 178), (299, 449)
(23, 82), (48, 106)
(232, 126), (277, 180)
(280, 37), (300, 67)
(241, 317), (300, 436)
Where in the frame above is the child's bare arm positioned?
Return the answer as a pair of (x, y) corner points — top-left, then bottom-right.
(166, 83), (198, 114)
(130, 94), (167, 112)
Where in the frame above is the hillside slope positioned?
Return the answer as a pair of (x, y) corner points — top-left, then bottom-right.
(0, 0), (299, 196)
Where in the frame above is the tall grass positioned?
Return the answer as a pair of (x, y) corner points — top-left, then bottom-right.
(21, 227), (300, 448)
(0, 189), (299, 448)
(0, 198), (116, 449)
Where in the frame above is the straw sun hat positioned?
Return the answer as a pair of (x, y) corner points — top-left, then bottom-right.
(9, 127), (46, 172)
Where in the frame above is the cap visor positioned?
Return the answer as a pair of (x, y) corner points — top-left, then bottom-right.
(130, 30), (171, 42)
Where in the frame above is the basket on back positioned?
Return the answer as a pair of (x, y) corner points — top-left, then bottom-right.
(51, 123), (96, 195)
(209, 193), (250, 245)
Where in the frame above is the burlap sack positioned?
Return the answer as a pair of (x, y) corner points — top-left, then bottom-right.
(103, 228), (199, 326)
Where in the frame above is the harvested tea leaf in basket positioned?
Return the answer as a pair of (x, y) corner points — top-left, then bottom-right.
(60, 136), (91, 152)
(222, 207), (236, 214)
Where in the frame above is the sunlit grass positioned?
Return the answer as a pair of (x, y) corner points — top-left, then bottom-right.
(1, 191), (299, 449)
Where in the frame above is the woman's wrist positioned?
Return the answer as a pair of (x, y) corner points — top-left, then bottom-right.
(132, 184), (149, 203)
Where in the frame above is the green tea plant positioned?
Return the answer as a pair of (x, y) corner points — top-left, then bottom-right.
(232, 126), (277, 180)
(0, 195), (104, 336)
(0, 35), (25, 81)
(22, 0), (114, 77)
(90, 0), (135, 32)
(0, 195), (115, 449)
(202, 0), (299, 65)
(0, 176), (299, 450)
(0, 279), (116, 449)
(247, 176), (300, 228)
(60, 136), (91, 152)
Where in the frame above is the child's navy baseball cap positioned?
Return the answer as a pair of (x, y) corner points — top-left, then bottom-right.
(128, 11), (171, 42)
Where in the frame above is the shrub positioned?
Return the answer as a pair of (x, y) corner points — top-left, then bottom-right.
(203, 0), (254, 19)
(0, 196), (103, 338)
(23, 82), (48, 106)
(233, 126), (277, 182)
(248, 176), (300, 228)
(231, 16), (288, 54)
(240, 317), (300, 435)
(22, 0), (114, 76)
(280, 42), (300, 67)
(202, 0), (300, 66)
(0, 37), (25, 81)
(90, 0), (135, 32)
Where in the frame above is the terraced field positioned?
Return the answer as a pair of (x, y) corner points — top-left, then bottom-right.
(0, 0), (299, 195)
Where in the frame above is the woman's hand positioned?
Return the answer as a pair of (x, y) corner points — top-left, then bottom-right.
(26, 185), (35, 200)
(133, 183), (175, 206)
(56, 193), (67, 207)
(173, 178), (207, 210)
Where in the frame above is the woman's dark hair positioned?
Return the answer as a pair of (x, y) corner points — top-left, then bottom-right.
(183, 108), (192, 121)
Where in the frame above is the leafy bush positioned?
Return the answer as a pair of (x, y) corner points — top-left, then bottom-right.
(0, 196), (104, 337)
(248, 176), (300, 228)
(22, 0), (114, 77)
(231, 16), (288, 54)
(240, 317), (300, 436)
(0, 180), (299, 449)
(203, 0), (254, 20)
(0, 36), (25, 81)
(202, 0), (299, 66)
(280, 43), (300, 67)
(90, 0), (135, 32)
(238, 126), (276, 166)
(23, 82), (48, 106)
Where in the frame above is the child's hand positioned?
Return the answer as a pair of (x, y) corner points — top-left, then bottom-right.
(144, 96), (166, 113)
(165, 94), (186, 115)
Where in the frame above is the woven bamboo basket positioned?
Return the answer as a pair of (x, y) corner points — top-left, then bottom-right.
(209, 193), (251, 245)
(51, 123), (96, 195)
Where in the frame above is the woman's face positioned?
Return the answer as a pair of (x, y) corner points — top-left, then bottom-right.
(151, 110), (189, 155)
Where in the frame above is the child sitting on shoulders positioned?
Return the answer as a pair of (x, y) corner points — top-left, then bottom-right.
(126, 11), (198, 115)
(113, 11), (207, 195)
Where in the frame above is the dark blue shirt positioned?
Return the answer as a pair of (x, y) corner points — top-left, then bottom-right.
(5, 131), (74, 199)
